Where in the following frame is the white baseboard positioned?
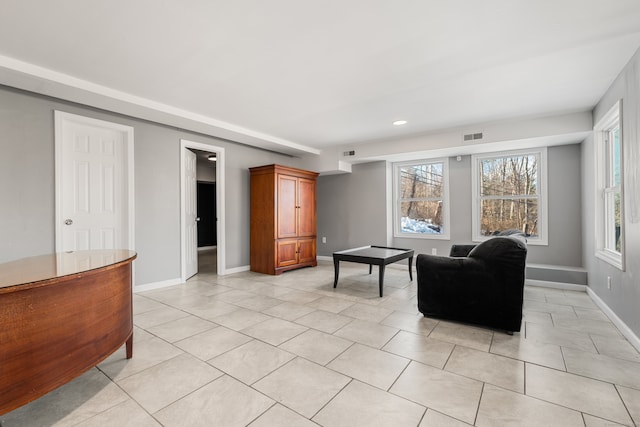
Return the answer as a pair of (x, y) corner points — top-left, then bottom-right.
(525, 279), (587, 292)
(317, 255), (332, 262)
(222, 265), (250, 275)
(587, 288), (640, 353)
(134, 277), (182, 293)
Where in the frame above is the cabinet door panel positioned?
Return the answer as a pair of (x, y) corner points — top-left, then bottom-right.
(276, 239), (298, 267)
(298, 178), (316, 237)
(277, 174), (298, 238)
(297, 238), (316, 264)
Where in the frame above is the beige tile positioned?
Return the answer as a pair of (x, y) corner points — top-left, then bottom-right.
(582, 414), (627, 427)
(546, 292), (597, 309)
(73, 399), (161, 427)
(334, 319), (399, 348)
(522, 310), (553, 325)
(241, 317), (308, 345)
(1, 369), (129, 427)
(214, 288), (256, 303)
(445, 346), (524, 393)
(523, 300), (576, 315)
(551, 316), (621, 337)
(476, 384), (584, 427)
(155, 375), (273, 426)
(209, 340), (295, 385)
(146, 315), (217, 342)
(306, 296), (355, 313)
(327, 343), (409, 390)
(253, 357), (350, 418)
(390, 361), (483, 424)
(133, 305), (190, 329)
(117, 353), (223, 413)
(523, 287), (548, 302)
(211, 307), (272, 330)
(618, 385), (640, 426)
(574, 307), (611, 322)
(274, 289), (322, 304)
(133, 295), (167, 315)
(175, 326), (252, 361)
(490, 333), (566, 370)
(234, 294), (283, 311)
(525, 364), (631, 425)
(382, 330), (454, 369)
(279, 329), (353, 365)
(295, 309), (354, 333)
(313, 380), (425, 427)
(381, 311), (438, 335)
(99, 337), (183, 381)
(591, 334), (640, 363)
(339, 302), (393, 322)
(526, 322), (598, 353)
(249, 404), (318, 427)
(419, 409), (473, 426)
(429, 321), (494, 352)
(181, 299), (240, 320)
(262, 301), (316, 321)
(563, 347), (640, 390)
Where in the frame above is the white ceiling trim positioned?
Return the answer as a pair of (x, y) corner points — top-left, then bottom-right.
(0, 54), (320, 157)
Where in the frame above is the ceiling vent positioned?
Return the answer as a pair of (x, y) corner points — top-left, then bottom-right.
(343, 150), (356, 156)
(463, 132), (483, 142)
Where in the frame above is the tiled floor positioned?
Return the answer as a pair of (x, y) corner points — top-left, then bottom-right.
(3, 256), (640, 427)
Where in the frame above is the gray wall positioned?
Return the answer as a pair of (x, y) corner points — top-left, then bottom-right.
(317, 162), (388, 254)
(583, 46), (640, 337)
(317, 145), (584, 268)
(0, 86), (293, 286)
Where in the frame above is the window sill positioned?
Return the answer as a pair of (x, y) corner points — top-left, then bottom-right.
(595, 249), (624, 271)
(395, 233), (450, 240)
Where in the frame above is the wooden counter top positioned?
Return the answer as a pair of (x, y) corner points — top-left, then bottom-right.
(0, 249), (137, 291)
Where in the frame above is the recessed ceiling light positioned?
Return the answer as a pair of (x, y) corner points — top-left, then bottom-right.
(393, 120), (407, 126)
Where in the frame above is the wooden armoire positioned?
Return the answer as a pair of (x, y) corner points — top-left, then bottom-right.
(249, 164), (319, 275)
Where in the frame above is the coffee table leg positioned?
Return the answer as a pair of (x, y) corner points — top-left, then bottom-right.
(378, 264), (385, 297)
(333, 258), (340, 288)
(408, 256), (413, 281)
(369, 264), (372, 274)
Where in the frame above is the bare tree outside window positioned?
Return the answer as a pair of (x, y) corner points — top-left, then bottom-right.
(479, 154), (539, 237)
(398, 162), (445, 234)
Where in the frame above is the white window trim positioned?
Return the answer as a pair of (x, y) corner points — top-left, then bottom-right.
(594, 100), (625, 271)
(393, 158), (450, 240)
(471, 148), (548, 245)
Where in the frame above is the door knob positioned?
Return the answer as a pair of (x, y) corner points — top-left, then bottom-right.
(64, 219), (73, 225)
(195, 217), (201, 222)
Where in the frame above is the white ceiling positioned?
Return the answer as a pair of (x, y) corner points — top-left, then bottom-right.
(1, 1), (640, 156)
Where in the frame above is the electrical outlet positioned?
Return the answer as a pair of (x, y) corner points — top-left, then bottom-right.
(431, 248), (437, 255)
(607, 276), (612, 290)
(322, 237), (327, 244)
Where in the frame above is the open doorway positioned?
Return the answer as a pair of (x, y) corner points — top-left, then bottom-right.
(180, 139), (226, 281)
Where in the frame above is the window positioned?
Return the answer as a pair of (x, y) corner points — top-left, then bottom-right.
(394, 159), (450, 239)
(595, 100), (624, 270)
(472, 148), (548, 244)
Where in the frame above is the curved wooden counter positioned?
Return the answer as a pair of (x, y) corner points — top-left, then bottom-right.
(0, 249), (137, 415)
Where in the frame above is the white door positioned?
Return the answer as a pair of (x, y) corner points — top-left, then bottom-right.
(55, 111), (134, 252)
(184, 149), (198, 279)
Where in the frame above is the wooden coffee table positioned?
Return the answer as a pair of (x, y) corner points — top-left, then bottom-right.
(332, 246), (414, 297)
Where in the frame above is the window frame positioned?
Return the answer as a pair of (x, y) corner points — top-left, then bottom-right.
(594, 100), (625, 270)
(393, 158), (450, 240)
(471, 147), (548, 245)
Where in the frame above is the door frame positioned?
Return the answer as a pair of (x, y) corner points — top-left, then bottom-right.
(180, 139), (226, 280)
(54, 111), (135, 252)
